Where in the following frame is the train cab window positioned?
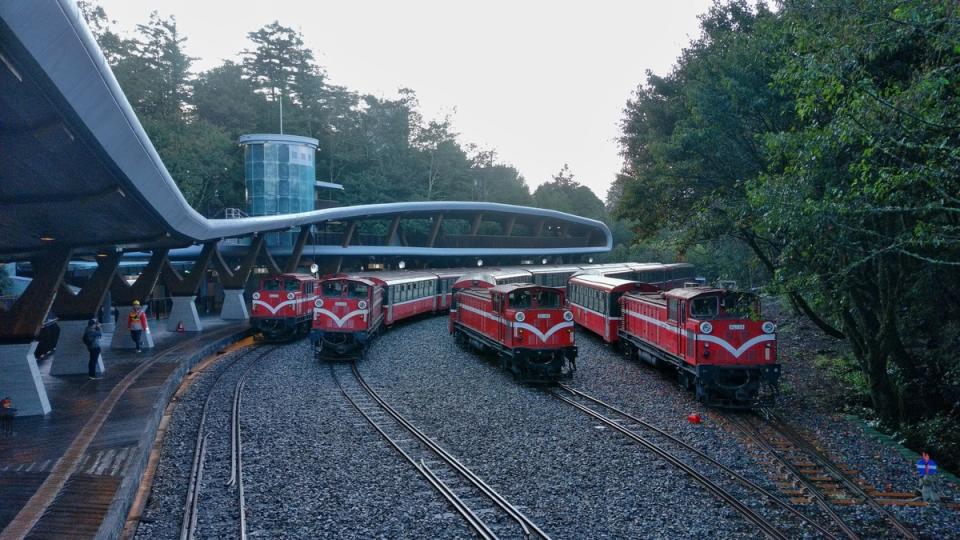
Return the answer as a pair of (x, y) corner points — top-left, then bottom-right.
(720, 292), (758, 319)
(690, 296), (719, 319)
(284, 280), (300, 291)
(263, 279), (281, 291)
(304, 283), (313, 295)
(508, 290), (532, 309)
(322, 281), (344, 297)
(348, 283), (368, 298)
(667, 298), (679, 321)
(535, 289), (561, 308)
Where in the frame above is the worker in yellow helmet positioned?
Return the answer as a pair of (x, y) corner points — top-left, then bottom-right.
(128, 300), (148, 352)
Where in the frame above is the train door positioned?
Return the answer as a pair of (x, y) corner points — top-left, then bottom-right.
(493, 293), (506, 343)
(677, 300), (687, 357)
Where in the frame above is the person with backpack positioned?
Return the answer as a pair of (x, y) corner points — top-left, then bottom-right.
(83, 319), (103, 379)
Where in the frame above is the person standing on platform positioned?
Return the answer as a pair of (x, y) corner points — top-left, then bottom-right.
(0, 397), (14, 436)
(128, 300), (148, 353)
(83, 319), (103, 379)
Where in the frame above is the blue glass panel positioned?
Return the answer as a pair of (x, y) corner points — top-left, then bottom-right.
(252, 161), (264, 180)
(278, 180), (289, 196)
(279, 144), (289, 163)
(251, 144), (263, 162)
(264, 197), (277, 214)
(251, 197), (264, 215)
(279, 198), (289, 213)
(278, 163), (289, 180)
(264, 143), (278, 162)
(251, 180), (263, 196)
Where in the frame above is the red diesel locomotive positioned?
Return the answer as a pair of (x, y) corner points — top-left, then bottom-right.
(310, 275), (384, 359)
(450, 281), (577, 382)
(619, 287), (780, 408)
(251, 273), (320, 341)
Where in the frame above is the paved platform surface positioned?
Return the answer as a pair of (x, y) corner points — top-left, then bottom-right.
(0, 318), (250, 540)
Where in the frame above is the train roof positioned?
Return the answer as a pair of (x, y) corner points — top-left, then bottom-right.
(569, 274), (659, 293)
(265, 273), (316, 282)
(318, 275), (378, 287)
(493, 283), (562, 294)
(356, 271), (438, 286)
(525, 265), (582, 275)
(665, 287), (749, 299)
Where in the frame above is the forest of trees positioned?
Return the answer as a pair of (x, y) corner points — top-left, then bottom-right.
(77, 2), (607, 226)
(614, 0), (959, 466)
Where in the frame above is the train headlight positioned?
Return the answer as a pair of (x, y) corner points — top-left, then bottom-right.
(358, 300), (368, 309)
(563, 310), (574, 322)
(287, 292), (295, 300)
(252, 292), (261, 300)
(762, 321), (776, 334)
(699, 321), (713, 334)
(515, 311), (526, 322)
(314, 298), (324, 308)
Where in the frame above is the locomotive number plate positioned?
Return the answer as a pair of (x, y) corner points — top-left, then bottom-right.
(336, 302), (347, 306)
(538, 314), (552, 319)
(729, 324), (745, 330)
(269, 294), (279, 298)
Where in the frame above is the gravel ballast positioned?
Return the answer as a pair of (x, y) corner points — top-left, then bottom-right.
(137, 310), (959, 539)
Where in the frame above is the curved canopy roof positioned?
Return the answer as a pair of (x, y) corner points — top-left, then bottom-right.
(0, 1), (611, 260)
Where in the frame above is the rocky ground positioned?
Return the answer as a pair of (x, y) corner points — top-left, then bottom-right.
(136, 309), (959, 539)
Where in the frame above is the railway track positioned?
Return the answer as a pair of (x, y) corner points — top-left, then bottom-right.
(552, 384), (844, 540)
(726, 410), (918, 540)
(332, 361), (551, 540)
(181, 345), (277, 540)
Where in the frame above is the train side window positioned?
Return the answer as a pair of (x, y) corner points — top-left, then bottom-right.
(667, 298), (679, 321)
(691, 296), (718, 319)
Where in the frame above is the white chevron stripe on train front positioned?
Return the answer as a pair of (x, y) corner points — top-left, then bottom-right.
(314, 308), (368, 328)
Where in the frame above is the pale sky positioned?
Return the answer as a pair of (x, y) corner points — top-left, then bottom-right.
(94, 0), (712, 201)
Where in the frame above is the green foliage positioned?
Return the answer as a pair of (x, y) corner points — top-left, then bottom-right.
(614, 0), (960, 464)
(533, 165), (606, 221)
(80, 5), (544, 219)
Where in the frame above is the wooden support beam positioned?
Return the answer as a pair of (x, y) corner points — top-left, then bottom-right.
(53, 252), (121, 320)
(503, 215), (516, 237)
(387, 215), (401, 246)
(213, 235), (264, 289)
(0, 247), (72, 343)
(162, 242), (216, 296)
(342, 222), (356, 248)
(469, 213), (483, 236)
(284, 226), (311, 273)
(428, 214), (444, 247)
(110, 249), (169, 305)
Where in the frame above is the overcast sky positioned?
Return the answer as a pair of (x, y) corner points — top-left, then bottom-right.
(95, 0), (712, 201)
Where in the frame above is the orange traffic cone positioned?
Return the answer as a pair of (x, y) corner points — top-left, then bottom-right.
(176, 321), (185, 332)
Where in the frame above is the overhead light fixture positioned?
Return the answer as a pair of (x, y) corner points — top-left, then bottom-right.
(588, 257), (594, 264)
(477, 259), (484, 267)
(39, 234), (55, 242)
(310, 263), (319, 274)
(96, 252), (109, 258)
(542, 258), (548, 265)
(398, 260), (406, 270)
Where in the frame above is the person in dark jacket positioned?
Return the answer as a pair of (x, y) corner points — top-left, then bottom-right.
(83, 319), (103, 379)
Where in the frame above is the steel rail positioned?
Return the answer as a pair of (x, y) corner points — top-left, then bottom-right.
(726, 413), (860, 540)
(759, 409), (918, 540)
(331, 364), (497, 540)
(556, 384), (837, 539)
(180, 345), (276, 540)
(350, 362), (551, 539)
(551, 389), (789, 540)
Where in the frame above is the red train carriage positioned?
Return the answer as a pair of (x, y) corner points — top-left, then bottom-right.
(567, 275), (658, 343)
(450, 282), (577, 383)
(449, 269), (534, 297)
(251, 273), (319, 341)
(619, 287), (780, 408)
(361, 272), (439, 325)
(434, 269), (464, 311)
(310, 276), (384, 360)
(527, 265), (583, 287)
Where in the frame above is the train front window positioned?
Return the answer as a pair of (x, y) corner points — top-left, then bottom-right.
(535, 289), (561, 308)
(348, 283), (368, 298)
(284, 280), (300, 291)
(263, 279), (281, 291)
(508, 290), (532, 309)
(720, 292), (759, 318)
(322, 281), (344, 297)
(690, 296), (719, 319)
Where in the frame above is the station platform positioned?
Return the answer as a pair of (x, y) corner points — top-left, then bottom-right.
(0, 318), (251, 540)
